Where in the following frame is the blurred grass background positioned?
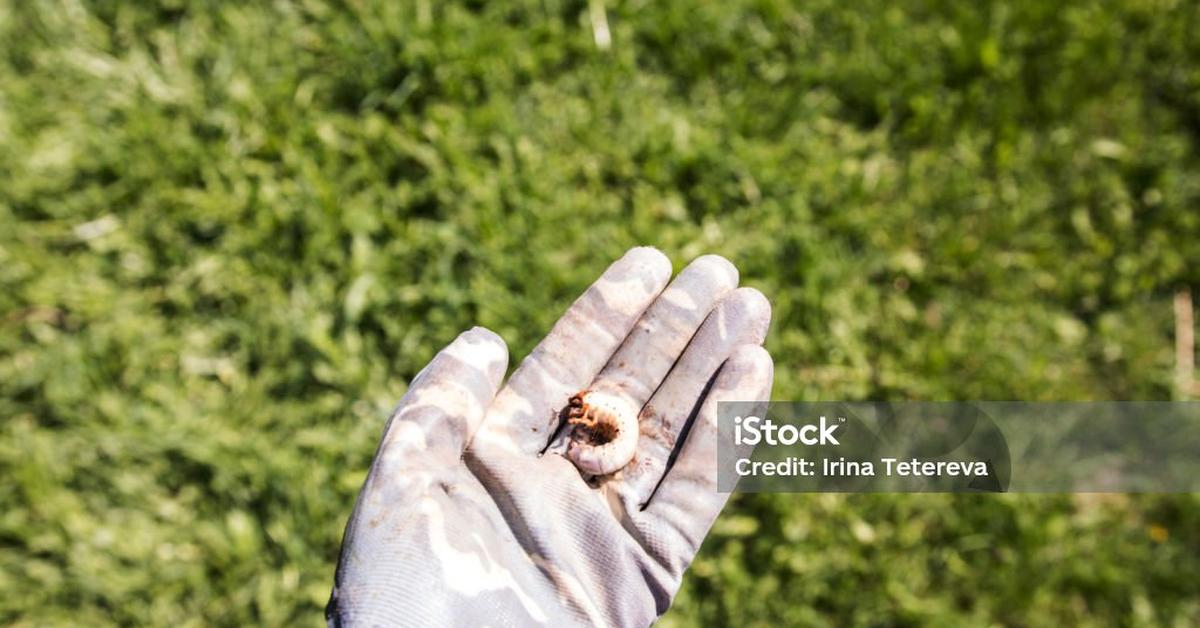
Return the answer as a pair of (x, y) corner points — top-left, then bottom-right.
(2, 0), (1199, 625)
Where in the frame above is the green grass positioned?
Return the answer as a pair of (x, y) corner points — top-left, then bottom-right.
(2, 0), (1199, 625)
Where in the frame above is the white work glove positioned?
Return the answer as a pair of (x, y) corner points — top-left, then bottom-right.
(326, 247), (774, 627)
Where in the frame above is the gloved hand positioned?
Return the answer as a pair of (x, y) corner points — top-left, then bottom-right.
(326, 247), (774, 627)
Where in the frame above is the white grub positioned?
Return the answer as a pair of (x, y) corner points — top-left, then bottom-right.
(565, 390), (638, 476)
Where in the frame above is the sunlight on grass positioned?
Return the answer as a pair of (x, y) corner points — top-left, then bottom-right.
(2, 1), (1199, 624)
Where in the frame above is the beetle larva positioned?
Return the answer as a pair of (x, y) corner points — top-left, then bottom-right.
(565, 390), (639, 476)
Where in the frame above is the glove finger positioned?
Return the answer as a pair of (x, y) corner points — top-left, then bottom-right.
(638, 345), (773, 574)
(331, 326), (509, 605)
(560, 255), (738, 451)
(372, 326), (508, 492)
(472, 246), (671, 456)
(614, 288), (770, 506)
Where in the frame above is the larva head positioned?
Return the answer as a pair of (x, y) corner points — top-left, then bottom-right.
(565, 390), (639, 476)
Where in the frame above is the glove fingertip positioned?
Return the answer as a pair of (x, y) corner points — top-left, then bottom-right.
(450, 325), (509, 391)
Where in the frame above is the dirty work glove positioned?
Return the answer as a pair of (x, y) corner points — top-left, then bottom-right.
(327, 247), (774, 627)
